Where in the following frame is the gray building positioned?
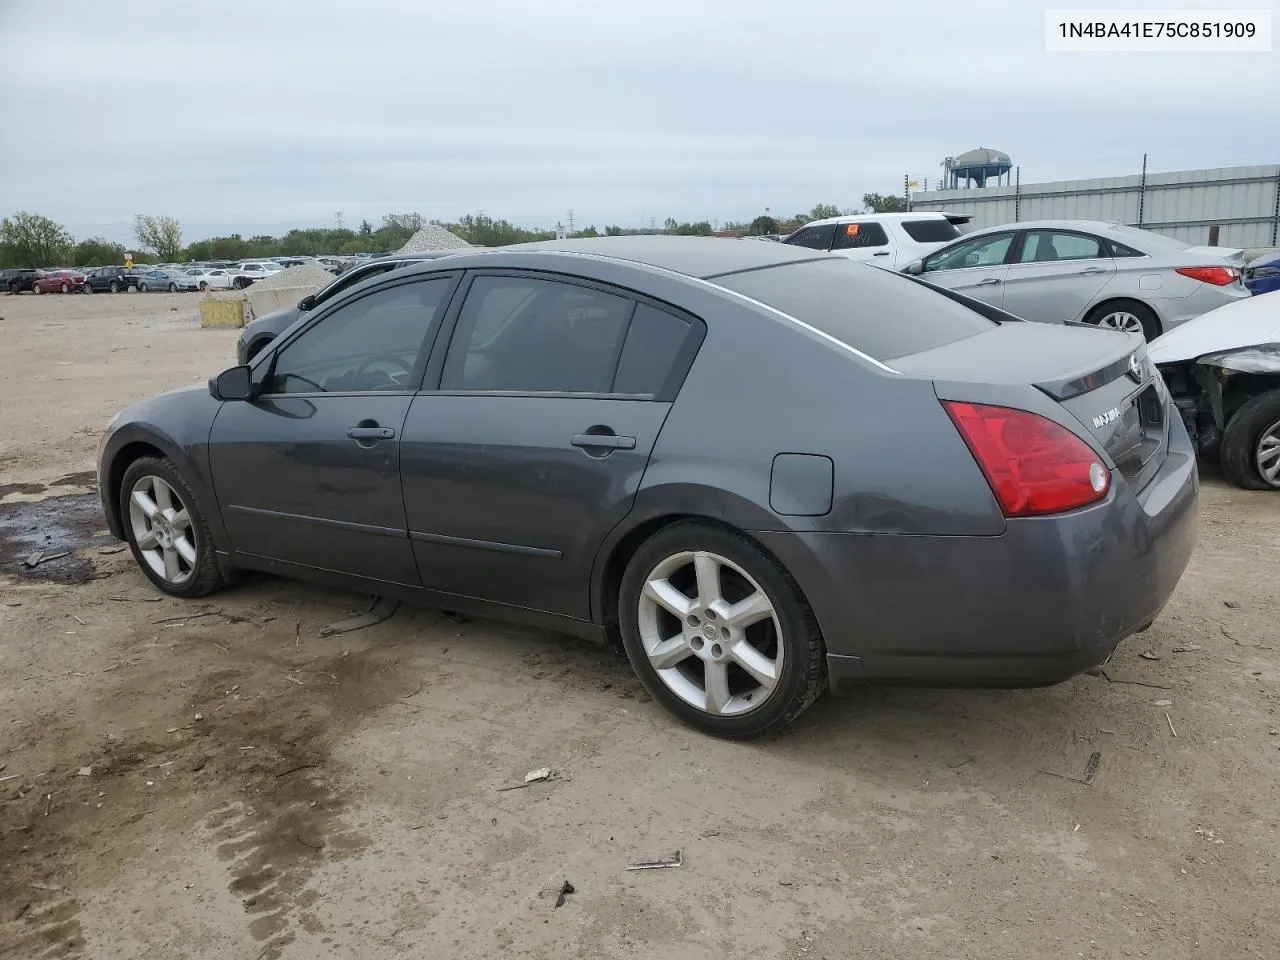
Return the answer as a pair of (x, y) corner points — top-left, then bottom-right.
(909, 163), (1280, 251)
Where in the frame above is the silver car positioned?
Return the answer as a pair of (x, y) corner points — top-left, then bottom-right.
(903, 219), (1251, 340)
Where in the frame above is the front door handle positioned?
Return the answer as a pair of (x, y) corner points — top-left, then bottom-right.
(873, 250), (890, 256)
(347, 426), (395, 440)
(977, 277), (1002, 286)
(571, 433), (636, 450)
(1079, 266), (1107, 274)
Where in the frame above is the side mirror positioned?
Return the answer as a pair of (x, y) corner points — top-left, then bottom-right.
(208, 364), (255, 401)
(903, 259), (924, 275)
(297, 294), (316, 311)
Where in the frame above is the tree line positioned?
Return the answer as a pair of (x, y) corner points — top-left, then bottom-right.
(0, 195), (909, 269)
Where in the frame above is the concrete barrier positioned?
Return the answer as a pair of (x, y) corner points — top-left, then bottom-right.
(200, 297), (250, 329)
(245, 285), (312, 321)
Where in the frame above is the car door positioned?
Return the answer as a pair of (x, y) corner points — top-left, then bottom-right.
(918, 230), (1018, 308)
(206, 273), (461, 586)
(829, 220), (896, 267)
(400, 272), (704, 620)
(999, 229), (1118, 323)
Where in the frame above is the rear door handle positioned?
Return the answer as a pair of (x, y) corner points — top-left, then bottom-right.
(1079, 266), (1108, 274)
(347, 426), (395, 440)
(571, 433), (636, 450)
(977, 277), (1002, 286)
(873, 250), (890, 256)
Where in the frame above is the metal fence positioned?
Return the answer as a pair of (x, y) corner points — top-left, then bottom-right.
(908, 163), (1280, 250)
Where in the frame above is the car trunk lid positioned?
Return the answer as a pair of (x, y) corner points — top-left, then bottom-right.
(893, 323), (1168, 489)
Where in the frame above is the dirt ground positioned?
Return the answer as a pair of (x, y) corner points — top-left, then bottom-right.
(1, 289), (1278, 960)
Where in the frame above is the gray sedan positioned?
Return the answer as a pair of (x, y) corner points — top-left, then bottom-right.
(97, 237), (1197, 738)
(904, 219), (1250, 340)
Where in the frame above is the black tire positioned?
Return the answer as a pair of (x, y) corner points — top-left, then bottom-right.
(617, 521), (826, 739)
(168, 283), (177, 292)
(60, 283), (69, 294)
(109, 281), (119, 293)
(118, 456), (226, 598)
(139, 283), (149, 292)
(199, 282), (208, 291)
(83, 284), (93, 294)
(1084, 299), (1161, 341)
(1220, 389), (1280, 491)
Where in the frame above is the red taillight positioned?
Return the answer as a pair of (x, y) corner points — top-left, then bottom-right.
(1175, 265), (1239, 286)
(942, 401), (1110, 517)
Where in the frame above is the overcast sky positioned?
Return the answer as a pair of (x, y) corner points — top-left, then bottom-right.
(1, 0), (1276, 244)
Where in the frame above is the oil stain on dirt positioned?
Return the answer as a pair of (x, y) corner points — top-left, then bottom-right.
(0, 492), (114, 583)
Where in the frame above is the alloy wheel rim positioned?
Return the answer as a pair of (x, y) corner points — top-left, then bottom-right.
(1257, 419), (1280, 488)
(1099, 311), (1144, 334)
(128, 475), (197, 585)
(637, 550), (783, 717)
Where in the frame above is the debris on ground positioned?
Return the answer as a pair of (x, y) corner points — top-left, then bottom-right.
(626, 850), (684, 871)
(77, 766), (92, 777)
(22, 549), (69, 569)
(1195, 826), (1225, 845)
(1172, 644), (1203, 653)
(1040, 751), (1102, 786)
(1166, 712), (1178, 738)
(1224, 600), (1241, 609)
(1088, 669), (1171, 689)
(318, 595), (400, 637)
(1153, 699), (1173, 707)
(496, 767), (557, 792)
(553, 880), (574, 908)
(1140, 650), (1161, 661)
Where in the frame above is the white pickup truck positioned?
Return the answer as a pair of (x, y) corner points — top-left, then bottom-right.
(781, 212), (972, 270)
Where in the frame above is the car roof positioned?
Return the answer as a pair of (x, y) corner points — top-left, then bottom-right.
(803, 212), (960, 226)
(963, 219), (1137, 235)
(452, 235), (831, 280)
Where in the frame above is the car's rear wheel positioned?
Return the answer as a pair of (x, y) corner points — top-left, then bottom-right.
(60, 283), (69, 293)
(109, 281), (119, 293)
(1221, 390), (1280, 490)
(121, 457), (225, 597)
(1084, 300), (1160, 341)
(618, 522), (825, 738)
(168, 283), (177, 292)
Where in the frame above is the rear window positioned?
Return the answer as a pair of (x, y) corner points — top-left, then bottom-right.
(1106, 224), (1191, 251)
(900, 219), (963, 243)
(715, 258), (995, 362)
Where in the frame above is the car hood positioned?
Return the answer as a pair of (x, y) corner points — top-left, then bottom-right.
(1148, 293), (1280, 364)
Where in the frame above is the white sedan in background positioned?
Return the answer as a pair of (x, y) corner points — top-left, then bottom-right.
(186, 268), (237, 291)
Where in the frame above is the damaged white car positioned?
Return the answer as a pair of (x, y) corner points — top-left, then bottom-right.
(1149, 294), (1280, 490)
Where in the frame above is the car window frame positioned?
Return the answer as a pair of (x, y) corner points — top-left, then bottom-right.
(253, 270), (464, 398)
(784, 223), (837, 252)
(1010, 228), (1111, 265)
(422, 268), (706, 403)
(922, 230), (1020, 273)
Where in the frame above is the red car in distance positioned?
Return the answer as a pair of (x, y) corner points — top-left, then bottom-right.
(33, 269), (87, 294)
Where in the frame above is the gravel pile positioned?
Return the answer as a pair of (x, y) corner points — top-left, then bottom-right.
(398, 224), (472, 253)
(249, 263), (336, 293)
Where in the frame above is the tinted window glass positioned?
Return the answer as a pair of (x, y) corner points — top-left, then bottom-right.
(923, 232), (1015, 272)
(784, 224), (836, 250)
(268, 278), (452, 394)
(900, 219), (963, 243)
(442, 276), (632, 393)
(831, 222), (889, 250)
(1108, 241), (1145, 258)
(613, 303), (694, 395)
(1019, 231), (1103, 263)
(715, 258), (994, 362)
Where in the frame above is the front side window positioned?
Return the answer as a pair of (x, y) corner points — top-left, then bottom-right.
(923, 232), (1015, 272)
(1018, 231), (1104, 263)
(267, 277), (453, 395)
(441, 276), (632, 394)
(784, 224), (837, 250)
(831, 222), (890, 250)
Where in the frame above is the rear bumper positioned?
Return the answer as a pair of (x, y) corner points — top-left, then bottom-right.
(756, 411), (1200, 692)
(1155, 283), (1252, 332)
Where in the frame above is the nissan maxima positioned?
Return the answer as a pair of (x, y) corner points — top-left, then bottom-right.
(97, 237), (1198, 738)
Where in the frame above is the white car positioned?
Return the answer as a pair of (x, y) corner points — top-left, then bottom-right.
(238, 261), (284, 276)
(780, 212), (972, 270)
(187, 268), (237, 291)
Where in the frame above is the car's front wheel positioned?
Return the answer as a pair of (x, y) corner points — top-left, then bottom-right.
(1221, 390), (1280, 490)
(120, 457), (225, 597)
(168, 283), (177, 292)
(618, 522), (826, 738)
(60, 283), (69, 293)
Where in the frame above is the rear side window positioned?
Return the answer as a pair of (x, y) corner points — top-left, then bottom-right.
(831, 222), (889, 250)
(1108, 241), (1145, 258)
(900, 219), (962, 243)
(715, 258), (995, 362)
(613, 304), (695, 395)
(784, 224), (836, 250)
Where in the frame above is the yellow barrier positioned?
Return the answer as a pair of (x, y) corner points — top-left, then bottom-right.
(199, 297), (249, 329)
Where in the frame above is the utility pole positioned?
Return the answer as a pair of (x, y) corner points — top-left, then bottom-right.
(335, 211), (345, 230)
(649, 217), (656, 232)
(567, 209), (576, 234)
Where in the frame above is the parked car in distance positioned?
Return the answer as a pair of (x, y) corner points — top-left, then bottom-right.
(186, 268), (237, 291)
(1150, 293), (1280, 490)
(234, 252), (456, 363)
(82, 266), (142, 293)
(132, 269), (196, 292)
(903, 220), (1250, 340)
(99, 236), (1197, 738)
(1, 268), (40, 294)
(33, 269), (86, 294)
(1244, 251), (1280, 296)
(781, 212), (972, 270)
